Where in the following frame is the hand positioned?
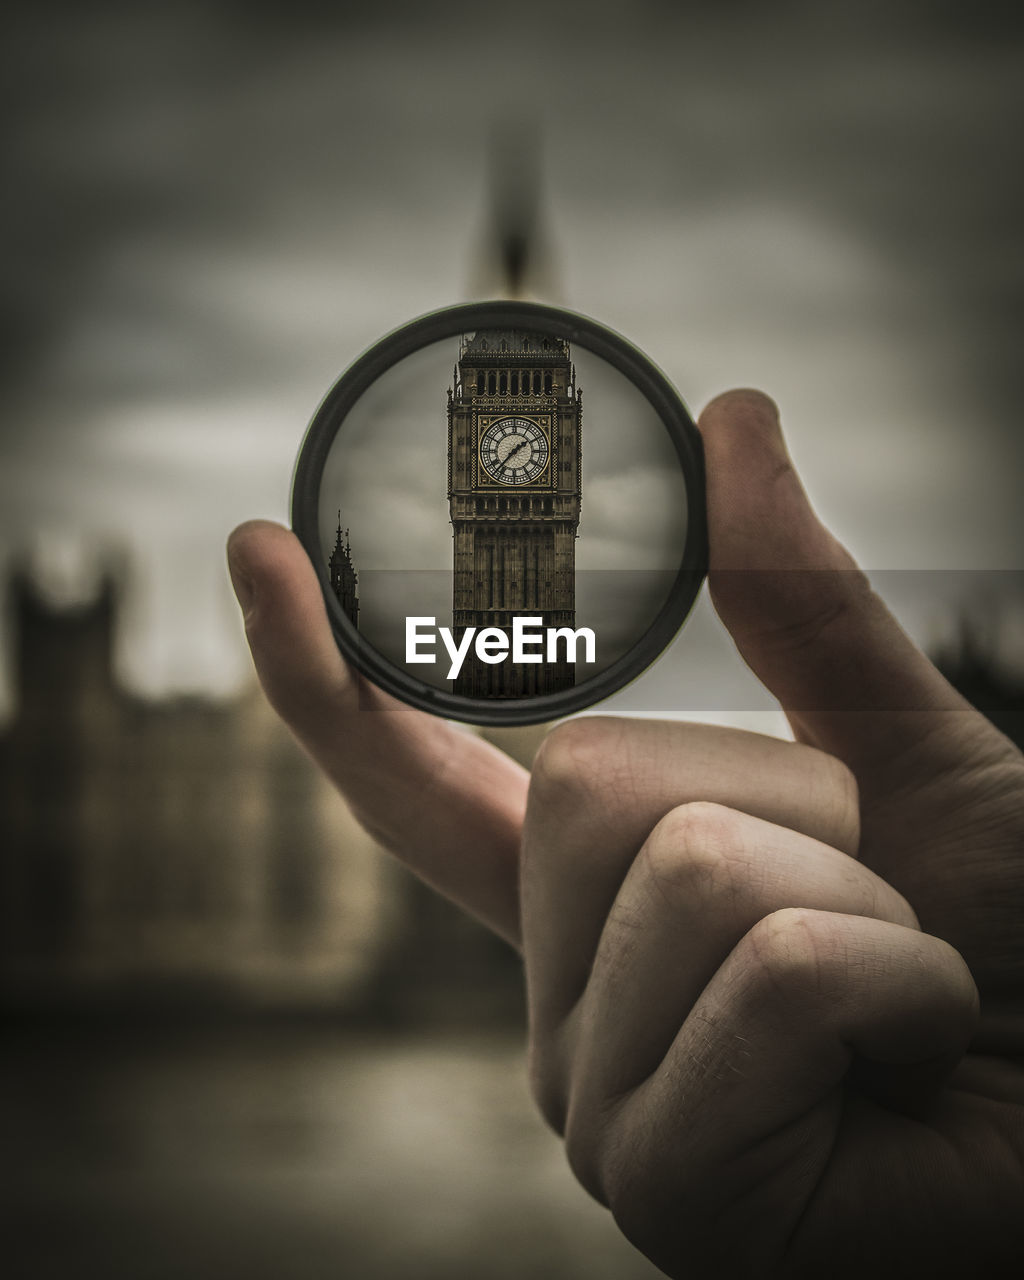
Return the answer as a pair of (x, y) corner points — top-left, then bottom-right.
(227, 390), (1024, 1278)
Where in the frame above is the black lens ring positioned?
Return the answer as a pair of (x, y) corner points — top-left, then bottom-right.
(291, 300), (707, 726)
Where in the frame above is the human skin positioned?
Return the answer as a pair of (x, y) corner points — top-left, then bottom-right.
(227, 390), (1024, 1277)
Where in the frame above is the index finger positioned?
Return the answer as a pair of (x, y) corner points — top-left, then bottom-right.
(227, 519), (528, 946)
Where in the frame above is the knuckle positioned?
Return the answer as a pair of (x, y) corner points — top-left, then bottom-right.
(640, 801), (750, 905)
(528, 717), (630, 808)
(744, 907), (837, 1004)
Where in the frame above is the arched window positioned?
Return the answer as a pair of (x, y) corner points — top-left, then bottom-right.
(544, 372), (552, 395)
(487, 371), (496, 395)
(500, 339), (507, 352)
(476, 372), (484, 395)
(532, 371), (541, 394)
(499, 371), (508, 395)
(510, 372), (519, 395)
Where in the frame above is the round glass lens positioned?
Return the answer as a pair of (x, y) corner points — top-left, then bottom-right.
(291, 302), (706, 726)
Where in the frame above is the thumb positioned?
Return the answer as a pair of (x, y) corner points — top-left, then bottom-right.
(697, 390), (973, 780)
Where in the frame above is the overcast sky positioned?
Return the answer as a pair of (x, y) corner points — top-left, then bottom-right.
(1, 0), (1022, 721)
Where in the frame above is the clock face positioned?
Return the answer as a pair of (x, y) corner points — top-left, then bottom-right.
(479, 417), (550, 485)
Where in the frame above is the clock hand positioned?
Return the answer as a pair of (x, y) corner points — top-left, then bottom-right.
(506, 440), (531, 466)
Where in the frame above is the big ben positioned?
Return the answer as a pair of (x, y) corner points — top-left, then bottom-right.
(448, 329), (582, 697)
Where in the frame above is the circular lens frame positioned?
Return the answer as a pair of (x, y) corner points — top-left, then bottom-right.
(291, 300), (707, 726)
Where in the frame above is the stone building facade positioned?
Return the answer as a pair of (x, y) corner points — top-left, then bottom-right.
(448, 329), (582, 698)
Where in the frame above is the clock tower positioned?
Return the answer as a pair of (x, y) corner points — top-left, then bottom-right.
(448, 329), (582, 697)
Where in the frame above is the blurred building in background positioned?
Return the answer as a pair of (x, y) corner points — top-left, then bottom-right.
(0, 569), (387, 1008)
(0, 569), (523, 1020)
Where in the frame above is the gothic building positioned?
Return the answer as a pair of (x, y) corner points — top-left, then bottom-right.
(447, 329), (582, 698)
(0, 572), (529, 1016)
(0, 574), (390, 1007)
(328, 517), (359, 628)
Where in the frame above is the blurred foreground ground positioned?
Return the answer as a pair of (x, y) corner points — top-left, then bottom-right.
(1, 1016), (660, 1280)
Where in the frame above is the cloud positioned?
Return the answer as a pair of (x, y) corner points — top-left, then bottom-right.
(2, 1), (1022, 704)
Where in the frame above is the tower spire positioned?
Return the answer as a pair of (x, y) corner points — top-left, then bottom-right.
(329, 515), (359, 629)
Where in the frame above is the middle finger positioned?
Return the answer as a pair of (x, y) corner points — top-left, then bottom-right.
(522, 716), (860, 1036)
